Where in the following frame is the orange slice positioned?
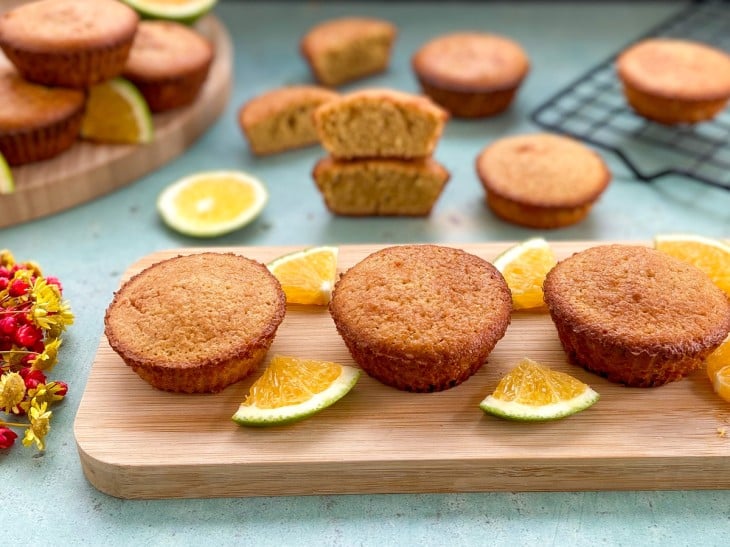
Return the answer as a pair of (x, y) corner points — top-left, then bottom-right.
(707, 335), (730, 403)
(268, 246), (338, 305)
(654, 234), (730, 297)
(493, 238), (557, 310)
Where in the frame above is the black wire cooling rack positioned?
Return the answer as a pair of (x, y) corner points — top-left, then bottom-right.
(530, 0), (730, 191)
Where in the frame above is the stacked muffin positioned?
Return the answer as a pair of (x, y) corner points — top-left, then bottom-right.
(0, 0), (213, 166)
(311, 88), (450, 216)
(0, 0), (139, 164)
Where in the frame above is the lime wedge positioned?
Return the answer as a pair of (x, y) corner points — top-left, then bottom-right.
(121, 0), (217, 24)
(81, 78), (153, 144)
(0, 153), (14, 195)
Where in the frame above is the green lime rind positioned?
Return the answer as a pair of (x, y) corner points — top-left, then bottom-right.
(0, 153), (14, 195)
(111, 78), (154, 144)
(492, 237), (550, 272)
(479, 388), (600, 422)
(121, 0), (217, 24)
(231, 366), (360, 427)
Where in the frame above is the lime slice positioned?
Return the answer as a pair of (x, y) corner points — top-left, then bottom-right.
(232, 355), (360, 427)
(268, 246), (339, 305)
(121, 0), (217, 23)
(493, 238), (556, 310)
(654, 233), (730, 297)
(0, 153), (14, 195)
(480, 358), (600, 421)
(157, 170), (268, 237)
(81, 78), (153, 144)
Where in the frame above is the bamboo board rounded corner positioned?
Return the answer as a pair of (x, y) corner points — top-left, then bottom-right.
(74, 241), (730, 500)
(0, 15), (233, 228)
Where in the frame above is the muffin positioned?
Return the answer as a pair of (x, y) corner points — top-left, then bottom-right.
(475, 133), (611, 229)
(104, 253), (286, 394)
(329, 245), (512, 392)
(239, 85), (339, 156)
(313, 88), (449, 159)
(412, 32), (530, 118)
(0, 0), (139, 88)
(300, 17), (397, 87)
(312, 156), (450, 216)
(0, 64), (85, 166)
(543, 245), (730, 388)
(616, 38), (730, 124)
(123, 20), (213, 113)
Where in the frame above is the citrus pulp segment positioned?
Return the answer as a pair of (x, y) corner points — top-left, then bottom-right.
(654, 234), (730, 297)
(231, 355), (360, 426)
(0, 153), (14, 194)
(479, 357), (600, 421)
(81, 78), (153, 144)
(268, 246), (339, 305)
(157, 170), (268, 237)
(492, 238), (557, 310)
(121, 0), (217, 23)
(707, 335), (730, 402)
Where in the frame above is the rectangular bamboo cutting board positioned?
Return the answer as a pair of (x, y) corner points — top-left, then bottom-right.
(74, 242), (730, 499)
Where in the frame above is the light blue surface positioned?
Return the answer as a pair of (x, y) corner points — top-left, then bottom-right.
(2, 1), (730, 545)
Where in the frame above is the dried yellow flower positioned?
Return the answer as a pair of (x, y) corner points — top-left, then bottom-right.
(30, 338), (61, 372)
(0, 372), (26, 414)
(22, 400), (51, 451)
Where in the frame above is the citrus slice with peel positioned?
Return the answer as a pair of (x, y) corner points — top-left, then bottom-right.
(268, 246), (339, 305)
(0, 152), (14, 195)
(81, 78), (153, 144)
(654, 234), (730, 297)
(480, 357), (600, 421)
(121, 0), (217, 23)
(157, 170), (268, 237)
(707, 335), (730, 403)
(493, 238), (557, 310)
(232, 355), (360, 427)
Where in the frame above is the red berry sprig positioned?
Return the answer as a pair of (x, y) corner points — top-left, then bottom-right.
(0, 250), (73, 451)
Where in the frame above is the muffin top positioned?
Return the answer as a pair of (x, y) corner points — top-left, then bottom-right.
(0, 0), (139, 52)
(0, 65), (85, 131)
(412, 32), (530, 91)
(240, 85), (339, 127)
(476, 133), (610, 208)
(330, 245), (511, 360)
(123, 20), (213, 81)
(543, 245), (730, 351)
(104, 253), (286, 368)
(301, 17), (396, 54)
(617, 38), (730, 101)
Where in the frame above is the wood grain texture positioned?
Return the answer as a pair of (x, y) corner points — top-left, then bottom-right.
(74, 242), (730, 499)
(0, 14), (232, 228)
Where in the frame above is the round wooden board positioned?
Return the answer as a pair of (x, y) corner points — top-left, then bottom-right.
(0, 14), (233, 228)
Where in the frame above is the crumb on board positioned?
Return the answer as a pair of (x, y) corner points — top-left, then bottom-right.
(718, 427), (727, 438)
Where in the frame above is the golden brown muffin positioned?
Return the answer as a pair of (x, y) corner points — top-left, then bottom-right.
(239, 85), (339, 155)
(0, 0), (139, 89)
(543, 245), (730, 388)
(412, 32), (530, 118)
(300, 17), (397, 87)
(616, 38), (730, 124)
(475, 133), (611, 229)
(330, 245), (512, 392)
(104, 253), (286, 394)
(313, 88), (449, 159)
(312, 156), (450, 216)
(0, 64), (85, 166)
(123, 20), (213, 113)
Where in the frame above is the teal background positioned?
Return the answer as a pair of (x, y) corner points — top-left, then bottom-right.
(2, 1), (729, 545)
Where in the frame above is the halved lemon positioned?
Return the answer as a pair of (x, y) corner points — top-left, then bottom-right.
(232, 355), (360, 427)
(707, 335), (730, 403)
(121, 0), (217, 23)
(480, 357), (600, 421)
(654, 234), (730, 297)
(81, 78), (153, 144)
(157, 170), (268, 237)
(268, 246), (339, 305)
(493, 238), (557, 310)
(0, 153), (14, 195)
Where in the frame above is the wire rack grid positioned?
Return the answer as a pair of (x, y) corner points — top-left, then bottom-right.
(530, 0), (730, 191)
